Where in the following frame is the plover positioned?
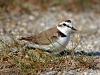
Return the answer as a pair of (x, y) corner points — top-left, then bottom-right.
(19, 20), (77, 54)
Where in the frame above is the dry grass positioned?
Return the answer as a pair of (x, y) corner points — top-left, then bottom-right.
(0, 34), (99, 75)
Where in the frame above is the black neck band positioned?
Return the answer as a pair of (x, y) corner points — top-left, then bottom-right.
(57, 30), (67, 37)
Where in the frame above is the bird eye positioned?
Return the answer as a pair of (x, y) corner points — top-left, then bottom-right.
(63, 23), (66, 26)
(63, 23), (71, 28)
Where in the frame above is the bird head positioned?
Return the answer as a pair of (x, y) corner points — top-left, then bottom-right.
(57, 20), (77, 36)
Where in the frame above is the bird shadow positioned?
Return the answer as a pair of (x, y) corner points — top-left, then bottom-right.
(26, 46), (100, 57)
(59, 50), (100, 57)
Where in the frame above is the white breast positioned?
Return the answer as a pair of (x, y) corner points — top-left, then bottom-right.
(49, 35), (70, 52)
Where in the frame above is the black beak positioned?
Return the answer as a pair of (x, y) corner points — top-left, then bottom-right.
(71, 27), (77, 31)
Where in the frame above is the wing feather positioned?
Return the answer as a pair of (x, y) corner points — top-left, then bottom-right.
(19, 27), (59, 45)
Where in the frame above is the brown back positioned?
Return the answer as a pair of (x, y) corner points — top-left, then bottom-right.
(20, 26), (59, 45)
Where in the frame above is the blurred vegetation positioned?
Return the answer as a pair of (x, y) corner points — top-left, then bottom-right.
(0, 36), (98, 74)
(0, 0), (99, 13)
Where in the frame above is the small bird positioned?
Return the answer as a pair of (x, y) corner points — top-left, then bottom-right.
(19, 20), (77, 54)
